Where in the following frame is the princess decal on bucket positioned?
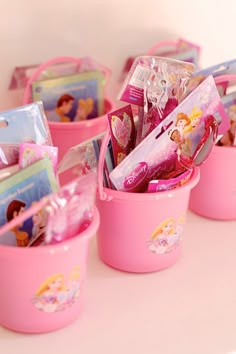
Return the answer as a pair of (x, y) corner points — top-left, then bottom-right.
(32, 266), (81, 312)
(147, 215), (185, 254)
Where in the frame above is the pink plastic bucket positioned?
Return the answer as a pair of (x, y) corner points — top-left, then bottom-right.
(22, 56), (115, 186)
(96, 130), (200, 273)
(189, 74), (236, 220)
(189, 145), (236, 220)
(0, 207), (99, 334)
(48, 98), (114, 186)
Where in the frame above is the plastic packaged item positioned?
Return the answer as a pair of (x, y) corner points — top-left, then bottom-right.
(140, 69), (178, 139)
(19, 143), (58, 173)
(118, 56), (195, 108)
(120, 38), (201, 82)
(45, 172), (97, 244)
(57, 134), (103, 176)
(0, 102), (52, 169)
(110, 75), (228, 192)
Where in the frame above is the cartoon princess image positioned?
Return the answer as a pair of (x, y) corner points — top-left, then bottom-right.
(175, 112), (191, 133)
(148, 215), (184, 254)
(21, 147), (37, 168)
(169, 129), (192, 157)
(32, 266), (82, 312)
(33, 273), (66, 312)
(74, 98), (94, 121)
(172, 108), (204, 157)
(184, 107), (203, 133)
(29, 205), (47, 246)
(148, 217), (175, 254)
(66, 266), (81, 307)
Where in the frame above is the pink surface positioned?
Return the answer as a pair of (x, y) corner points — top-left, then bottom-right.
(1, 211), (236, 354)
(0, 208), (100, 334)
(189, 145), (236, 220)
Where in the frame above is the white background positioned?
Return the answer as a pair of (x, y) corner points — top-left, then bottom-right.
(1, 0), (236, 110)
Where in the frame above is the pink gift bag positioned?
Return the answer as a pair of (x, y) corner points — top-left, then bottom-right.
(23, 56), (115, 186)
(0, 198), (100, 334)
(189, 74), (236, 220)
(96, 130), (200, 273)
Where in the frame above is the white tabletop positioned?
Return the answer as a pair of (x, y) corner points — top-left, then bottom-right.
(1, 211), (236, 354)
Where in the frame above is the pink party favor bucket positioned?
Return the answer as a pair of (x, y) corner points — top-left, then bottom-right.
(0, 207), (99, 334)
(189, 74), (236, 220)
(96, 131), (200, 273)
(22, 56), (115, 186)
(47, 98), (114, 186)
(189, 145), (236, 220)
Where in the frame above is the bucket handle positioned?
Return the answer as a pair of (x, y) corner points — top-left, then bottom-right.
(214, 74), (236, 85)
(145, 40), (178, 56)
(98, 129), (110, 200)
(23, 56), (81, 105)
(23, 56), (111, 105)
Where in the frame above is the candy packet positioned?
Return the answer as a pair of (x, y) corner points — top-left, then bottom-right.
(118, 56), (195, 107)
(107, 105), (135, 166)
(109, 75), (228, 192)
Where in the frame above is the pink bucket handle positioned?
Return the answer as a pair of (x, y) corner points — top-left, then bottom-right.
(98, 129), (110, 200)
(88, 58), (111, 92)
(214, 74), (236, 85)
(146, 40), (178, 56)
(23, 56), (111, 105)
(23, 56), (81, 105)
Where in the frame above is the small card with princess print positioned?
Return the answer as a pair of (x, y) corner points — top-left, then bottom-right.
(32, 71), (104, 123)
(0, 158), (58, 247)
